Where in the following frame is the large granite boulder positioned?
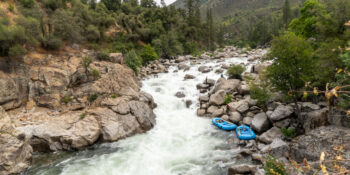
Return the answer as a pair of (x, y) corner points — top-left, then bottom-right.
(209, 90), (226, 106)
(258, 127), (283, 144)
(228, 100), (249, 113)
(211, 78), (241, 94)
(252, 112), (270, 133)
(0, 107), (32, 175)
(109, 53), (123, 64)
(269, 105), (294, 122)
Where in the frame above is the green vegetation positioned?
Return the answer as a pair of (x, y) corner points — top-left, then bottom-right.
(81, 56), (93, 75)
(281, 127), (297, 139)
(96, 51), (110, 61)
(226, 65), (245, 79)
(91, 69), (100, 79)
(249, 82), (271, 108)
(110, 94), (117, 98)
(224, 94), (232, 105)
(125, 50), (142, 73)
(88, 93), (98, 102)
(140, 44), (158, 65)
(80, 112), (87, 119)
(264, 156), (288, 175)
(61, 95), (73, 104)
(1, 0), (216, 58)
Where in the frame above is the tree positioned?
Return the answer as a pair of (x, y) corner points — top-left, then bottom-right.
(265, 32), (314, 116)
(206, 8), (215, 51)
(140, 44), (158, 65)
(101, 0), (121, 11)
(282, 0), (292, 28)
(141, 0), (156, 8)
(125, 50), (142, 73)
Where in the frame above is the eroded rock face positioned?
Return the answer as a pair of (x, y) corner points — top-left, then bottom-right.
(0, 107), (32, 174)
(0, 72), (22, 110)
(290, 126), (350, 162)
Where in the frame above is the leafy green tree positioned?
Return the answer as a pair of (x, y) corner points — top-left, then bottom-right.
(125, 50), (142, 73)
(289, 0), (326, 38)
(51, 9), (82, 43)
(141, 0), (156, 8)
(206, 8), (215, 51)
(265, 32), (314, 116)
(101, 0), (121, 11)
(140, 44), (158, 65)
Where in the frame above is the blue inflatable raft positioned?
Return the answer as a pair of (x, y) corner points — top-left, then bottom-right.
(212, 118), (237, 131)
(236, 125), (256, 140)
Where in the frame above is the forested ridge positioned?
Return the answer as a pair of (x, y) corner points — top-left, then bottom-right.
(0, 0), (218, 67)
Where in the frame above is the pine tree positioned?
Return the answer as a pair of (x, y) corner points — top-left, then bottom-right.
(282, 0), (292, 28)
(206, 8), (215, 51)
(102, 0), (121, 11)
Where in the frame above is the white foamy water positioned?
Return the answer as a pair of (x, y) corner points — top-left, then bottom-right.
(26, 56), (256, 175)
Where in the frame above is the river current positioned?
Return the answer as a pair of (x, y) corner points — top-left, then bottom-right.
(25, 56), (254, 175)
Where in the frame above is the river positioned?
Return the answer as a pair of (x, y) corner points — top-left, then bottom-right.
(25, 56), (254, 175)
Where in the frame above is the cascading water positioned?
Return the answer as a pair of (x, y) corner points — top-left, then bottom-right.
(25, 56), (256, 175)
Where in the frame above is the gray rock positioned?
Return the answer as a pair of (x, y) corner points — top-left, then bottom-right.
(274, 118), (291, 128)
(215, 69), (224, 74)
(243, 117), (253, 125)
(185, 100), (192, 108)
(211, 78), (241, 94)
(196, 83), (210, 90)
(198, 66), (210, 73)
(302, 102), (321, 112)
(252, 112), (270, 133)
(268, 138), (290, 158)
(209, 90), (226, 106)
(207, 106), (219, 114)
(199, 95), (209, 102)
(221, 115), (229, 121)
(184, 74), (195, 80)
(212, 108), (224, 117)
(228, 100), (249, 113)
(302, 108), (328, 133)
(204, 78), (215, 86)
(229, 111), (242, 123)
(109, 53), (123, 64)
(258, 127), (283, 144)
(269, 105), (294, 121)
(197, 109), (206, 116)
(228, 164), (257, 175)
(175, 91), (186, 98)
(178, 63), (189, 70)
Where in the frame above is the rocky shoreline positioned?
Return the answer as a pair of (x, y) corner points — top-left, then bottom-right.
(1, 46), (349, 174)
(0, 49), (156, 174)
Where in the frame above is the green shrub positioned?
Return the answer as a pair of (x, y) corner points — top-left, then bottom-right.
(96, 51), (110, 61)
(81, 56), (93, 74)
(281, 127), (297, 139)
(42, 35), (63, 50)
(80, 112), (87, 119)
(51, 9), (82, 43)
(8, 45), (27, 57)
(61, 96), (73, 104)
(43, 0), (67, 11)
(250, 82), (270, 108)
(91, 69), (100, 79)
(264, 156), (288, 175)
(85, 25), (100, 42)
(16, 16), (41, 46)
(110, 94), (117, 98)
(125, 50), (141, 73)
(19, 0), (36, 8)
(88, 93), (98, 102)
(0, 17), (10, 26)
(8, 4), (14, 12)
(224, 94), (232, 105)
(140, 44), (158, 65)
(226, 64), (246, 79)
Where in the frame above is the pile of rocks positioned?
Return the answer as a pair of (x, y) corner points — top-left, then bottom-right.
(195, 73), (347, 174)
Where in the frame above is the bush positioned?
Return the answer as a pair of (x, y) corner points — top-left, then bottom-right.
(51, 9), (82, 43)
(81, 56), (93, 74)
(16, 16), (41, 46)
(42, 35), (63, 50)
(8, 4), (14, 12)
(264, 156), (288, 175)
(80, 112), (87, 119)
(250, 82), (270, 108)
(110, 94), (117, 98)
(0, 17), (10, 26)
(226, 64), (246, 79)
(224, 94), (232, 105)
(140, 44), (158, 65)
(281, 127), (296, 139)
(61, 96), (73, 104)
(43, 0), (67, 11)
(88, 93), (98, 102)
(96, 51), (110, 61)
(91, 69), (100, 79)
(19, 0), (36, 8)
(8, 45), (27, 57)
(85, 25), (100, 42)
(125, 50), (141, 73)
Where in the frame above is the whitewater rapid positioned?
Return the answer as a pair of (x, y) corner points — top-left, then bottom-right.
(26, 57), (254, 175)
